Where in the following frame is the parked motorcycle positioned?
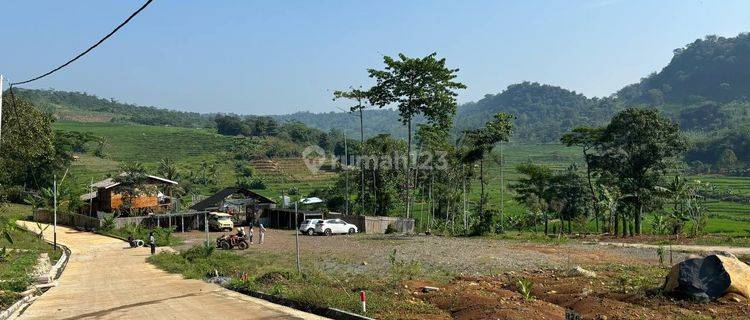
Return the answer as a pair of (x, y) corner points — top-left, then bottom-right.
(216, 234), (249, 250)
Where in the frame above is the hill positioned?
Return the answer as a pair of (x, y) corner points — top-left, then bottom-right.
(456, 82), (620, 142)
(617, 33), (750, 105)
(13, 88), (214, 128)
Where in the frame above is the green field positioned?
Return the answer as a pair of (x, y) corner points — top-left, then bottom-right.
(53, 121), (750, 236)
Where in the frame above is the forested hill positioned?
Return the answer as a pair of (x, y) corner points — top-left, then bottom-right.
(455, 82), (619, 142)
(274, 82), (620, 142)
(12, 88), (214, 128)
(617, 33), (750, 105)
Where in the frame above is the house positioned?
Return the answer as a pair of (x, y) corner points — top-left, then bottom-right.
(80, 174), (178, 216)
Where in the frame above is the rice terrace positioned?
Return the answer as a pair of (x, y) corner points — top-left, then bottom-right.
(3, 1), (750, 320)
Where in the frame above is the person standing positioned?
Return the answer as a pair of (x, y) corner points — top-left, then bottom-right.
(148, 232), (156, 255)
(247, 225), (254, 244)
(259, 224), (266, 244)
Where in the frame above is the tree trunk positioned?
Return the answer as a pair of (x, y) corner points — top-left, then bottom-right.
(544, 211), (549, 235)
(359, 106), (365, 216)
(614, 210), (620, 237)
(406, 118), (412, 219)
(636, 200), (643, 235)
(583, 150), (599, 233)
(479, 157), (485, 226)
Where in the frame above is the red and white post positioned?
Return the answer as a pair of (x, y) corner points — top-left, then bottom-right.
(359, 290), (366, 313)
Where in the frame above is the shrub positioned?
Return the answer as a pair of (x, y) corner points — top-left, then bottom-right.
(385, 223), (398, 234)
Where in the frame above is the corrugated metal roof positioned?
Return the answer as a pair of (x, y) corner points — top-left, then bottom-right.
(80, 191), (97, 201)
(90, 173), (178, 190)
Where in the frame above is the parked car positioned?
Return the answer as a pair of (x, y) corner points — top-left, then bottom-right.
(208, 212), (234, 231)
(314, 219), (358, 236)
(299, 219), (322, 236)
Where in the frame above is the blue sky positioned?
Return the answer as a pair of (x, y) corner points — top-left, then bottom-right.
(3, 0), (750, 115)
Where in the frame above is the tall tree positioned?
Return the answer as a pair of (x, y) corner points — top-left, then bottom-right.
(591, 108), (688, 235)
(113, 162), (152, 216)
(0, 93), (70, 189)
(367, 53), (466, 219)
(511, 163), (554, 234)
(561, 127), (604, 231)
(333, 86), (369, 215)
(463, 113), (514, 234)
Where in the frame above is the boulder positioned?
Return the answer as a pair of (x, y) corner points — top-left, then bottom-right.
(568, 266), (597, 278)
(663, 254), (750, 301)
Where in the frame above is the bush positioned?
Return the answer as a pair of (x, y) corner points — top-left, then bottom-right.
(106, 223), (179, 246)
(385, 223), (398, 234)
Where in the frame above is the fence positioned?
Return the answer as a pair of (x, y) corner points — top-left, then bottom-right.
(34, 210), (205, 232)
(328, 214), (415, 234)
(33, 210), (101, 230)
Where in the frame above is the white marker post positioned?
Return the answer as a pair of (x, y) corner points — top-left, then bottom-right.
(360, 290), (366, 314)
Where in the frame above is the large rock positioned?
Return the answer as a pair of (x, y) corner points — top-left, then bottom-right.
(663, 254), (750, 301)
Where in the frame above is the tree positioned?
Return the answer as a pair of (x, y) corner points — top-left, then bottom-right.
(333, 86), (369, 215)
(113, 162), (153, 216)
(367, 53), (466, 219)
(511, 163), (554, 234)
(549, 167), (590, 234)
(591, 108), (688, 235)
(0, 93), (70, 189)
(463, 113), (514, 234)
(561, 127), (604, 231)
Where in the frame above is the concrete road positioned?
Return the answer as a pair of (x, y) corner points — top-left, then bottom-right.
(16, 221), (326, 320)
(597, 241), (750, 255)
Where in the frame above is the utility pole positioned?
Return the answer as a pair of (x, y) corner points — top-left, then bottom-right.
(499, 142), (505, 233)
(294, 201), (301, 274)
(343, 131), (349, 215)
(358, 100), (365, 216)
(89, 178), (94, 216)
(53, 175), (58, 251)
(204, 212), (209, 247)
(0, 74), (4, 145)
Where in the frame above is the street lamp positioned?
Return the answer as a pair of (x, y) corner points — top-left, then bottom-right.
(294, 197), (324, 274)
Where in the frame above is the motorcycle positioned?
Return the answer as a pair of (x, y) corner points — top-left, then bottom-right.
(216, 234), (249, 250)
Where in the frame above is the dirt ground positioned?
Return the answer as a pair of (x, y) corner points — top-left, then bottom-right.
(173, 229), (749, 319)
(175, 229), (687, 275)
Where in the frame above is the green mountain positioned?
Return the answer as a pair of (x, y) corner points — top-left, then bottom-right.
(12, 88), (214, 128)
(455, 82), (620, 142)
(617, 33), (750, 105)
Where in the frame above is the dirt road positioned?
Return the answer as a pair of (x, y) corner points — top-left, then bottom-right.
(596, 241), (750, 255)
(16, 221), (325, 320)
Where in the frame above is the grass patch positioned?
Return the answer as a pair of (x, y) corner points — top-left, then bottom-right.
(148, 244), (447, 319)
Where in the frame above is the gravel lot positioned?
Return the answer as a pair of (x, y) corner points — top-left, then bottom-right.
(174, 228), (688, 276)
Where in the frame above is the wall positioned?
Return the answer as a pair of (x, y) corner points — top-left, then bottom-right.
(33, 210), (101, 230)
(333, 214), (415, 234)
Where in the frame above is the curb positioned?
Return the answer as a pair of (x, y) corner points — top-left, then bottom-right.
(231, 287), (375, 320)
(1, 236), (71, 320)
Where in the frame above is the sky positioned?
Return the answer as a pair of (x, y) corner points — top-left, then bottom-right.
(3, 0), (750, 115)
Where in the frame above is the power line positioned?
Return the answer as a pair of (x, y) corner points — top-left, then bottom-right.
(10, 0), (154, 86)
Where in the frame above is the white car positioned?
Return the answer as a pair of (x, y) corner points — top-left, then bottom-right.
(314, 219), (358, 236)
(299, 219), (322, 236)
